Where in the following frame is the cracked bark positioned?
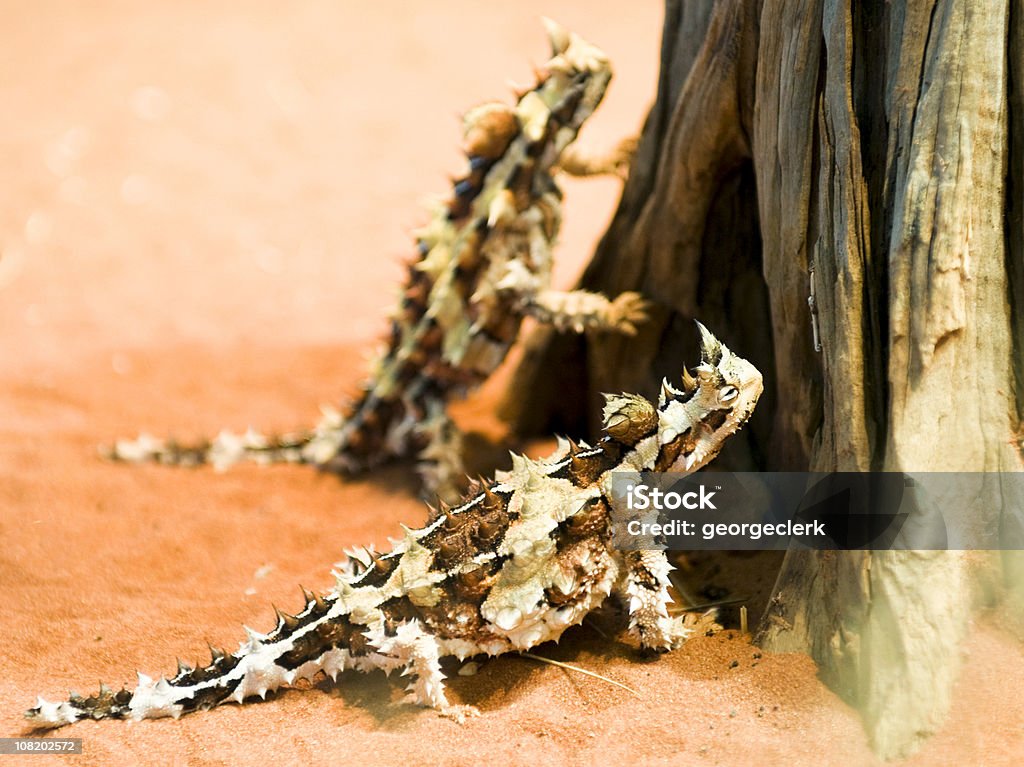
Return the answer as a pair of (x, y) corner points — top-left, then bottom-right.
(504, 0), (1024, 758)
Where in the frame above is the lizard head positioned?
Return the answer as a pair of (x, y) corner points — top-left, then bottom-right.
(652, 322), (763, 474)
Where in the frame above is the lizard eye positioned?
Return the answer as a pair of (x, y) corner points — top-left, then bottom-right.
(718, 386), (739, 405)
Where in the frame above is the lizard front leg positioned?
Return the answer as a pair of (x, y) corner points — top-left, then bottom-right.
(557, 135), (639, 180)
(616, 549), (691, 653)
(525, 288), (648, 335)
(495, 261), (647, 335)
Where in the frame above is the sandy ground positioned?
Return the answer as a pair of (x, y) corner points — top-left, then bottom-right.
(2, 3), (1023, 765)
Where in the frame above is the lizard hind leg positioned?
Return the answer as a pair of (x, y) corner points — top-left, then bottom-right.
(616, 550), (691, 653)
(372, 620), (449, 709)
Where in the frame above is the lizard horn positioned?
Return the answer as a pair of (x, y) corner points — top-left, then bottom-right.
(695, 321), (724, 366)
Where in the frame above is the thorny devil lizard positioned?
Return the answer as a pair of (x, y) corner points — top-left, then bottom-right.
(27, 324), (762, 729)
(108, 20), (646, 503)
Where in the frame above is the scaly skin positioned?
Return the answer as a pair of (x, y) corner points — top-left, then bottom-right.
(108, 20), (646, 502)
(28, 324), (762, 729)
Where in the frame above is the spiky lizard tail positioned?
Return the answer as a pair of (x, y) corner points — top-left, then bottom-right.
(26, 576), (387, 729)
(105, 389), (458, 490)
(106, 426), (317, 471)
(104, 396), (403, 476)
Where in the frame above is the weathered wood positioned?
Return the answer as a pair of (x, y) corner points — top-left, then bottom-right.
(505, 0), (1024, 758)
(752, 0), (826, 470)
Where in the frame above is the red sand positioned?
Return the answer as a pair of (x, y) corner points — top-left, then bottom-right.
(2, 3), (1021, 765)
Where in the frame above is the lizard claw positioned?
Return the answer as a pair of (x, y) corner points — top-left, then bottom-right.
(608, 135), (639, 180)
(606, 291), (649, 335)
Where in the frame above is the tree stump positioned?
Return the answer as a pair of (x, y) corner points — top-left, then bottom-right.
(504, 0), (1024, 758)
